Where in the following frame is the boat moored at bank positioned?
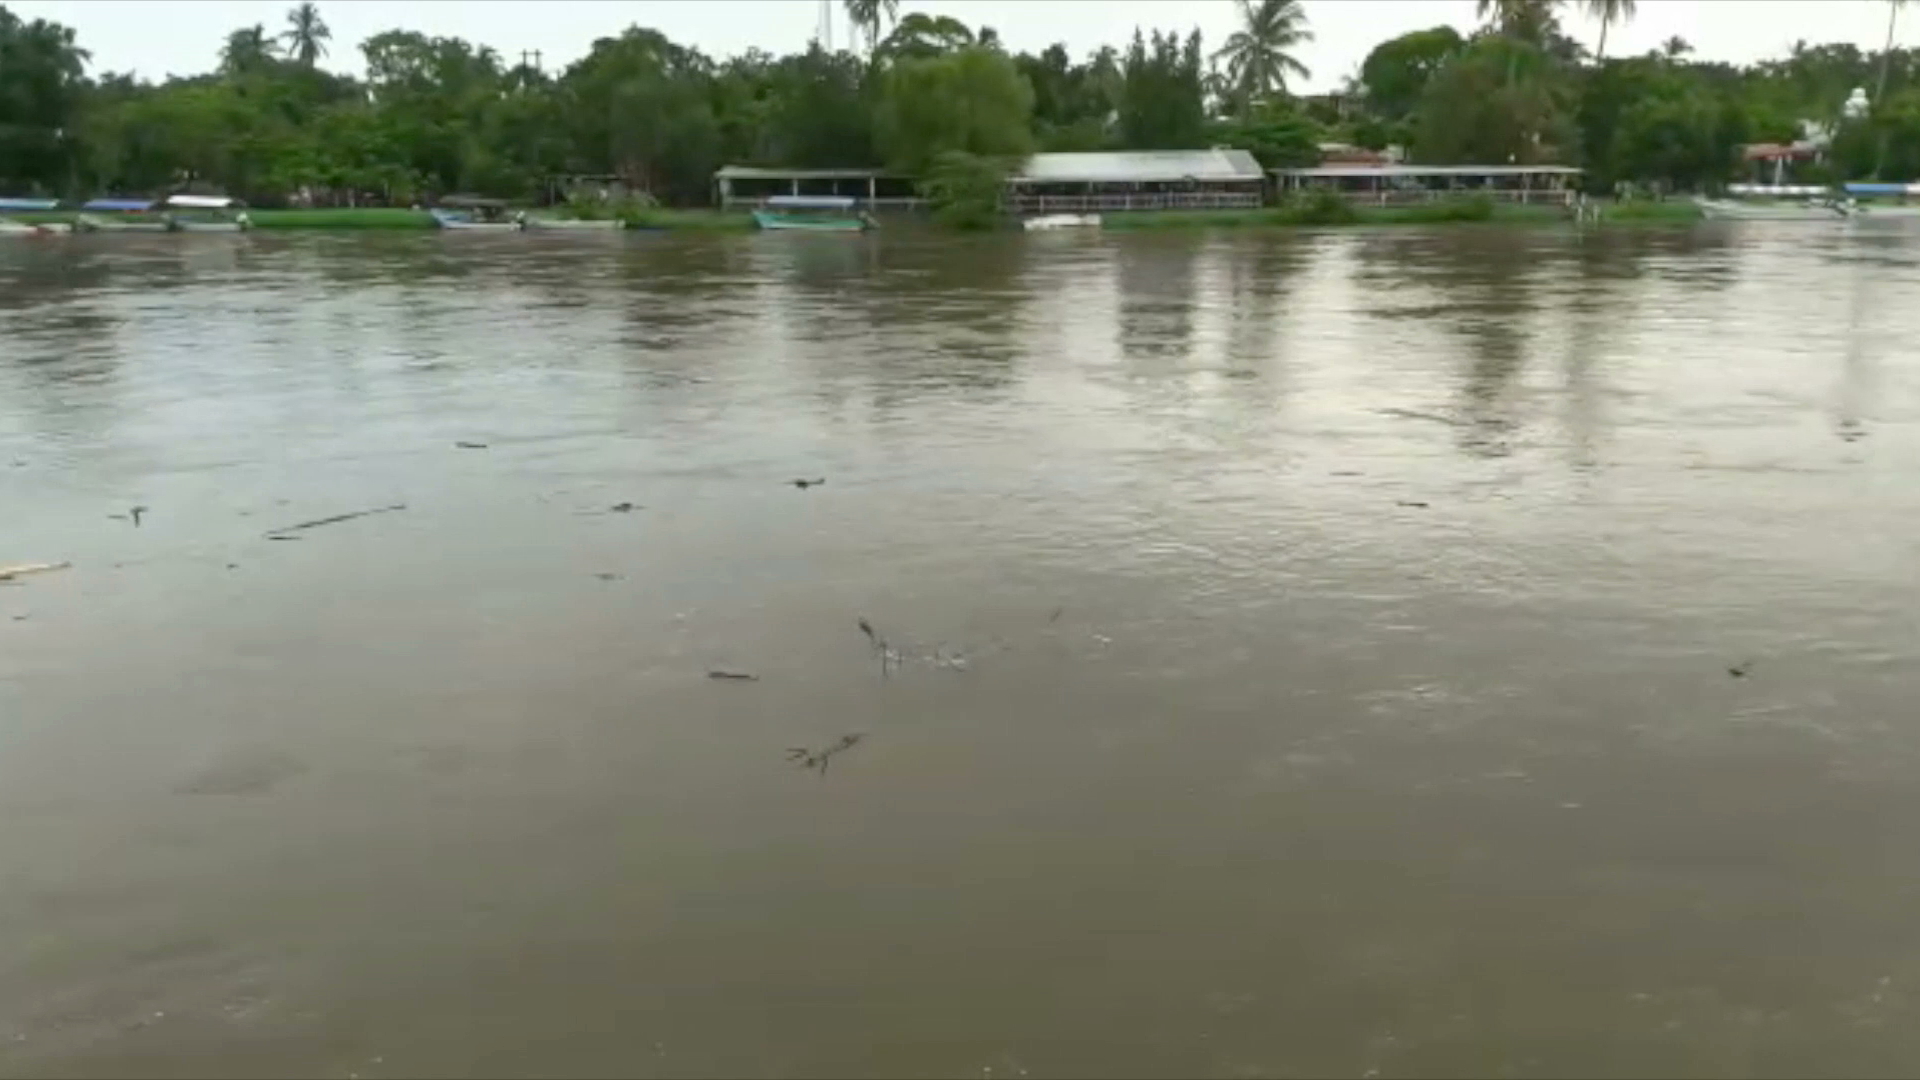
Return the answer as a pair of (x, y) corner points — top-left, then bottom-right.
(751, 195), (874, 232)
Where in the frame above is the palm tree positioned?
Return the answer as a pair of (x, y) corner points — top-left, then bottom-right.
(281, 2), (330, 67)
(843, 0), (899, 56)
(1660, 35), (1692, 60)
(220, 24), (279, 76)
(1476, 0), (1563, 45)
(1584, 0), (1634, 61)
(1878, 0), (1909, 108)
(1211, 0), (1314, 112)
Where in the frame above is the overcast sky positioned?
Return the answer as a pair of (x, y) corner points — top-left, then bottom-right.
(7, 0), (1910, 94)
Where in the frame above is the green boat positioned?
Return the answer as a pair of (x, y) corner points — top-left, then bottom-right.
(751, 195), (874, 232)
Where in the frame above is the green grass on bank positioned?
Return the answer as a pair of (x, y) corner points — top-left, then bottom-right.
(1592, 199), (1707, 223)
(248, 208), (436, 228)
(618, 208), (755, 231)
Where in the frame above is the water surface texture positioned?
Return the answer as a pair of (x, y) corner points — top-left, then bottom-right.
(4, 226), (1920, 1078)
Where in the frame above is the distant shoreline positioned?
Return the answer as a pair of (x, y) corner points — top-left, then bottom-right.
(6, 201), (1710, 233)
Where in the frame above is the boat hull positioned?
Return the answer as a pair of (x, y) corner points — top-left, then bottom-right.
(1023, 213), (1102, 231)
(1695, 197), (1853, 221)
(752, 211), (869, 232)
(74, 214), (169, 233)
(169, 220), (248, 232)
(522, 217), (624, 231)
(0, 219), (68, 236)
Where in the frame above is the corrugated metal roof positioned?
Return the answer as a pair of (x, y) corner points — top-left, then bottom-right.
(715, 166), (897, 180)
(1274, 165), (1582, 178)
(1011, 150), (1264, 184)
(0, 198), (60, 212)
(82, 198), (157, 212)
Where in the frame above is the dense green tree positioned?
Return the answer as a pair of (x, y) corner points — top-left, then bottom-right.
(1207, 99), (1321, 168)
(220, 25), (280, 77)
(876, 13), (976, 61)
(0, 6), (89, 193)
(1120, 29), (1207, 149)
(20, 0), (1920, 209)
(1359, 27), (1464, 120)
(876, 45), (1033, 175)
(1414, 36), (1572, 163)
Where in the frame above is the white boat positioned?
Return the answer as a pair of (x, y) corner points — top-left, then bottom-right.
(520, 216), (623, 232)
(165, 194), (251, 232)
(0, 198), (68, 235)
(1023, 213), (1102, 231)
(430, 196), (522, 231)
(1695, 196), (1856, 221)
(75, 198), (169, 232)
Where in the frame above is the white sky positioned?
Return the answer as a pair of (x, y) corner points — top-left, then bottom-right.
(7, 0), (1911, 94)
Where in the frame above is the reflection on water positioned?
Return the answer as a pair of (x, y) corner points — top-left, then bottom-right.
(4, 224), (1920, 1078)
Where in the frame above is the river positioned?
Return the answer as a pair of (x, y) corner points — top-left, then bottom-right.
(3, 225), (1919, 1078)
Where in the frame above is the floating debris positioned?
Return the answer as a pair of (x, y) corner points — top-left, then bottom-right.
(0, 562), (70, 582)
(789, 478), (826, 490)
(1047, 606), (1066, 624)
(108, 505), (149, 527)
(264, 503), (407, 539)
(708, 670), (759, 682)
(1374, 407), (1463, 428)
(593, 572), (621, 581)
(786, 733), (866, 775)
(609, 502), (641, 513)
(857, 616), (901, 676)
(266, 535), (302, 542)
(1331, 470), (1365, 477)
(454, 441), (489, 450)
(856, 616), (1000, 675)
(1728, 661), (1753, 678)
(1395, 500), (1431, 509)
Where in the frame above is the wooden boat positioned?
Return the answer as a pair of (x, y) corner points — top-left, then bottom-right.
(0, 198), (69, 236)
(1023, 213), (1101, 231)
(751, 195), (874, 232)
(165, 194), (251, 232)
(430, 195), (522, 231)
(75, 198), (169, 232)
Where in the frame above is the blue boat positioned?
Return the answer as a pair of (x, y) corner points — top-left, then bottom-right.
(751, 195), (874, 232)
(0, 197), (67, 235)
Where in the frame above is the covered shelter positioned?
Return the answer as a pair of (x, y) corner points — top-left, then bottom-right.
(1005, 150), (1265, 214)
(713, 166), (918, 210)
(1272, 164), (1582, 205)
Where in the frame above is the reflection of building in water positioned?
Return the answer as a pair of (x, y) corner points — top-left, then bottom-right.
(1005, 150), (1266, 215)
(1272, 164), (1581, 206)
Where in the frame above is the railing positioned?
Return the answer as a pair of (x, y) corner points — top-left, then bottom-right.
(1007, 191), (1263, 214)
(1296, 187), (1576, 206)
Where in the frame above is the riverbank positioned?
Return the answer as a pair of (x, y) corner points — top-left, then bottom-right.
(5, 201), (1705, 233)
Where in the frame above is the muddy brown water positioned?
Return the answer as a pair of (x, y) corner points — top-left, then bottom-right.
(3, 225), (1919, 1078)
